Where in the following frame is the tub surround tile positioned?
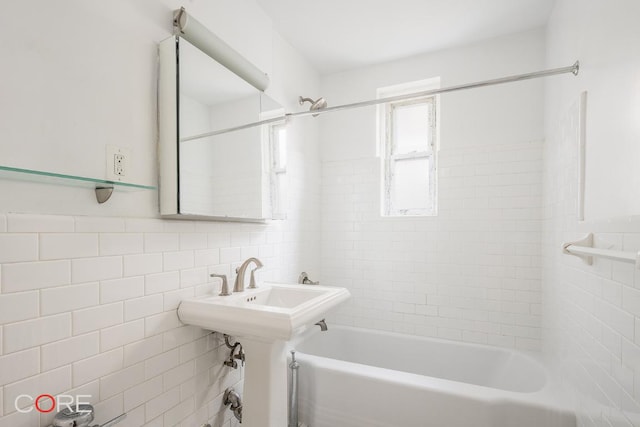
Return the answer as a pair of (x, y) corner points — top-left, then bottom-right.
(178, 337), (209, 364)
(101, 362), (145, 399)
(7, 213), (74, 233)
(0, 292), (39, 324)
(541, 88), (640, 426)
(72, 348), (124, 387)
(125, 218), (165, 233)
(123, 375), (163, 412)
(162, 251), (194, 272)
(71, 256), (123, 284)
(0, 348), (39, 385)
(163, 397), (194, 427)
(100, 276), (144, 304)
(193, 249), (220, 267)
(72, 302), (123, 335)
(179, 267), (208, 288)
(145, 272), (180, 295)
(219, 247), (242, 264)
(163, 221), (195, 233)
(74, 216), (126, 233)
(124, 335), (164, 367)
(124, 295), (164, 322)
(117, 405), (145, 427)
(100, 319), (145, 352)
(41, 282), (100, 315)
(0, 406), (38, 426)
(99, 233), (144, 256)
(92, 394), (124, 427)
(163, 361), (194, 391)
(163, 288), (195, 311)
(1, 260), (70, 293)
(41, 332), (100, 371)
(207, 232), (231, 248)
(144, 349), (179, 380)
(3, 313), (71, 354)
(0, 234), (38, 264)
(123, 253), (163, 277)
(179, 233), (208, 251)
(145, 387), (180, 422)
(39, 233), (99, 260)
(144, 312), (182, 338)
(3, 366), (72, 415)
(162, 327), (201, 352)
(144, 233), (179, 254)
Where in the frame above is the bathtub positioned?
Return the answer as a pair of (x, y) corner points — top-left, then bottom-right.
(291, 326), (575, 427)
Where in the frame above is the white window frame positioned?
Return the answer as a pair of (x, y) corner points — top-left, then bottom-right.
(378, 82), (440, 217)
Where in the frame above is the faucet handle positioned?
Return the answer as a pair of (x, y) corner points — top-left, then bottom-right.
(248, 266), (262, 289)
(299, 272), (319, 285)
(211, 273), (231, 296)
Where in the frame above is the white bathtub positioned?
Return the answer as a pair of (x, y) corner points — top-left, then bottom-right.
(291, 326), (575, 427)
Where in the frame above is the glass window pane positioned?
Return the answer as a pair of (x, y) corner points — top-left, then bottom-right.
(391, 157), (430, 211)
(393, 102), (432, 154)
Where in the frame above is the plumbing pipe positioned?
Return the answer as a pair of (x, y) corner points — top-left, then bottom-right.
(224, 388), (243, 423)
(288, 350), (300, 427)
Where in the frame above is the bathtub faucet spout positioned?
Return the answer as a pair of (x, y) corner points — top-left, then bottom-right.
(315, 319), (327, 331)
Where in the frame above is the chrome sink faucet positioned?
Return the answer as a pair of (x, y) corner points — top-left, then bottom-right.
(234, 257), (263, 292)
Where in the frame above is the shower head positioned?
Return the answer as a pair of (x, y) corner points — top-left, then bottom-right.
(299, 96), (327, 117)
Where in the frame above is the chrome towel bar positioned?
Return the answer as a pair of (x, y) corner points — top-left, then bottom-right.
(562, 233), (640, 268)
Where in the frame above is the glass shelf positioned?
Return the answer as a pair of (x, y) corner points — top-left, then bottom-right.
(0, 165), (156, 203)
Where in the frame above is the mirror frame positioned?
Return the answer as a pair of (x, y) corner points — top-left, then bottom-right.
(158, 35), (277, 223)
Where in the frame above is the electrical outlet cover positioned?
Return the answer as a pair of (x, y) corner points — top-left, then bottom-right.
(106, 145), (131, 181)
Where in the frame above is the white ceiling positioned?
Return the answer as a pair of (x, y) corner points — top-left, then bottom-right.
(255, 0), (556, 74)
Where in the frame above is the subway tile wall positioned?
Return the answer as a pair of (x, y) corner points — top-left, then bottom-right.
(542, 98), (640, 427)
(321, 141), (544, 349)
(0, 214), (306, 427)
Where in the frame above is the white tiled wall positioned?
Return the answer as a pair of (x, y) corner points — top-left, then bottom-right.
(0, 213), (303, 427)
(542, 97), (640, 427)
(322, 141), (544, 349)
(541, 0), (640, 424)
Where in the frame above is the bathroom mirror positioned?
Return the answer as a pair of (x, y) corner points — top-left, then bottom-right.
(159, 36), (285, 222)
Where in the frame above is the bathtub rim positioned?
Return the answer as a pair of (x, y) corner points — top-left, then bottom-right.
(290, 324), (574, 415)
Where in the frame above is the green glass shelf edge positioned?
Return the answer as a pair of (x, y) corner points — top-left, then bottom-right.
(0, 165), (156, 191)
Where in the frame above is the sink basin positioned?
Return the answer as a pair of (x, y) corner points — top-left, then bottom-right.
(177, 282), (350, 341)
(177, 281), (350, 427)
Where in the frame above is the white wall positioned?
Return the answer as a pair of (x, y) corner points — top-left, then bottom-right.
(542, 1), (640, 426)
(545, 0), (640, 221)
(320, 29), (547, 349)
(0, 1), (321, 426)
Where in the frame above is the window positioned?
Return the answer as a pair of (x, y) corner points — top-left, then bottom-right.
(379, 80), (439, 216)
(269, 123), (287, 219)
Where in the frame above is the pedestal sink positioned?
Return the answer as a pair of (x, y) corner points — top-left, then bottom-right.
(177, 282), (350, 427)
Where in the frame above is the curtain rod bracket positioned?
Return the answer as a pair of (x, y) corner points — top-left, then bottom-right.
(572, 61), (580, 76)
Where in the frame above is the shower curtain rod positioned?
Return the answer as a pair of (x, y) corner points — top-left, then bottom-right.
(180, 61), (579, 142)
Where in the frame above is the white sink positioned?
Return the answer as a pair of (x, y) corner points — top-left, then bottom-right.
(177, 282), (350, 427)
(177, 282), (350, 341)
